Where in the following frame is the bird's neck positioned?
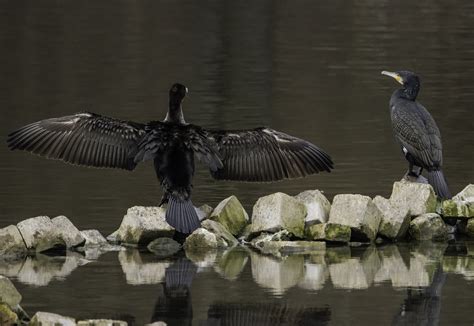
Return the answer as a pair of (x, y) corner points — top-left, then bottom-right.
(164, 100), (186, 124)
(397, 86), (419, 101)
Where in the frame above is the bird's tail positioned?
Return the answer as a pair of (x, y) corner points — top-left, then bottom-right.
(427, 169), (451, 199)
(166, 195), (200, 234)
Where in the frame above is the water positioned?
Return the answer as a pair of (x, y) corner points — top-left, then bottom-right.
(0, 0), (473, 323)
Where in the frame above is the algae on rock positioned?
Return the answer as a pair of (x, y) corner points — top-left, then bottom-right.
(210, 196), (249, 236)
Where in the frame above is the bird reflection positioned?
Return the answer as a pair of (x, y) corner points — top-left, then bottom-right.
(205, 303), (331, 326)
(151, 256), (198, 326)
(392, 266), (446, 326)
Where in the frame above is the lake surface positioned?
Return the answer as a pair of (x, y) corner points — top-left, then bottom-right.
(0, 0), (473, 324)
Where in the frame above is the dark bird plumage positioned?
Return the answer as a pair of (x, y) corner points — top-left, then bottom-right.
(382, 70), (451, 199)
(7, 83), (334, 233)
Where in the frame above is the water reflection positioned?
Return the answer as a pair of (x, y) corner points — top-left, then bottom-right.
(118, 250), (170, 285)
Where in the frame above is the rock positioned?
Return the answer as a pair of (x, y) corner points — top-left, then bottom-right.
(408, 213), (448, 241)
(453, 184), (474, 201)
(80, 229), (108, 246)
(146, 323), (167, 326)
(115, 206), (174, 245)
(106, 230), (119, 244)
(295, 190), (331, 225)
(147, 238), (181, 258)
(251, 192), (306, 238)
(249, 230), (292, 248)
(77, 320), (127, 326)
(214, 248), (249, 280)
(51, 215), (85, 248)
(16, 216), (66, 252)
(0, 304), (18, 325)
(389, 180), (437, 216)
(0, 276), (21, 309)
(183, 228), (223, 250)
(0, 225), (27, 259)
(210, 196), (249, 236)
(250, 252), (304, 294)
(373, 196), (410, 240)
(201, 220), (239, 248)
(197, 204), (213, 221)
(307, 223), (351, 243)
(441, 196), (473, 219)
(30, 311), (76, 326)
(119, 250), (169, 285)
(466, 219), (474, 237)
(254, 241), (325, 258)
(328, 194), (382, 241)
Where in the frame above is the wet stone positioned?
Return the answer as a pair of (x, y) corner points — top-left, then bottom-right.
(409, 213), (448, 241)
(328, 194), (382, 242)
(295, 189), (331, 226)
(251, 192), (306, 238)
(184, 228), (221, 250)
(307, 223), (351, 243)
(373, 196), (410, 240)
(197, 204), (214, 221)
(80, 229), (108, 247)
(201, 219), (239, 248)
(0, 225), (27, 259)
(0, 275), (22, 308)
(210, 195), (249, 236)
(52, 215), (85, 248)
(30, 311), (76, 326)
(147, 237), (181, 258)
(16, 216), (66, 253)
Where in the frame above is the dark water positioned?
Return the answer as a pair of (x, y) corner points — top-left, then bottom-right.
(0, 0), (473, 324)
(1, 242), (473, 325)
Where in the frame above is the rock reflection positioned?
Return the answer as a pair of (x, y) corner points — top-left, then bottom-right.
(150, 257), (197, 326)
(118, 250), (170, 285)
(205, 303), (331, 326)
(0, 253), (88, 286)
(214, 248), (249, 281)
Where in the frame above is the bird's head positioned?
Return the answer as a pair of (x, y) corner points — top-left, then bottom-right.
(381, 70), (420, 99)
(169, 83), (188, 101)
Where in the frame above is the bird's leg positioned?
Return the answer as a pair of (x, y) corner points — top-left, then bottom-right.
(158, 193), (169, 207)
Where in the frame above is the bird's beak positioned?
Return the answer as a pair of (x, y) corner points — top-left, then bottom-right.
(381, 71), (404, 85)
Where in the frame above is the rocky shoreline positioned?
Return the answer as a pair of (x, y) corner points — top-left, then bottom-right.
(0, 181), (473, 325)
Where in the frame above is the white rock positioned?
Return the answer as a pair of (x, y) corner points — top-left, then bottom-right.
(0, 225), (27, 259)
(197, 204), (213, 221)
(328, 194), (382, 241)
(77, 320), (127, 326)
(201, 219), (239, 248)
(294, 190), (331, 225)
(115, 206), (174, 245)
(80, 229), (108, 246)
(251, 192), (306, 238)
(30, 311), (76, 326)
(373, 196), (410, 239)
(389, 180), (437, 216)
(210, 196), (249, 236)
(183, 228), (221, 250)
(409, 213), (448, 241)
(16, 216), (66, 252)
(453, 184), (474, 201)
(0, 275), (22, 308)
(52, 215), (85, 248)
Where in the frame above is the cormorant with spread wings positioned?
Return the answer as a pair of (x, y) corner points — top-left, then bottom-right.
(7, 83), (333, 233)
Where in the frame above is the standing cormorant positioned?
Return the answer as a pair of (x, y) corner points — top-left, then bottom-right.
(381, 70), (451, 199)
(7, 83), (333, 233)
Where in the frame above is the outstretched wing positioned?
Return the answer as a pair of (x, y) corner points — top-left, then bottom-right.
(207, 127), (333, 182)
(391, 102), (443, 168)
(134, 122), (223, 172)
(7, 112), (146, 170)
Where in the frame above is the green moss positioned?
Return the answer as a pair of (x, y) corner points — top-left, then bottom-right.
(325, 223), (351, 242)
(0, 304), (18, 325)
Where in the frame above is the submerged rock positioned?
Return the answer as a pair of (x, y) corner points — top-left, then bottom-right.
(147, 237), (181, 258)
(306, 223), (351, 243)
(16, 216), (66, 252)
(51, 215), (85, 248)
(328, 194), (382, 242)
(183, 228), (222, 250)
(389, 180), (437, 216)
(30, 311), (76, 326)
(373, 196), (410, 240)
(251, 192), (306, 238)
(114, 206), (174, 245)
(0, 225), (27, 259)
(210, 195), (249, 236)
(409, 213), (448, 241)
(77, 320), (127, 326)
(201, 219), (239, 248)
(0, 275), (22, 309)
(294, 189), (331, 225)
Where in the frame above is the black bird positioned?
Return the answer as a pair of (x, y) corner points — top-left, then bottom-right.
(7, 83), (333, 233)
(382, 70), (451, 199)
